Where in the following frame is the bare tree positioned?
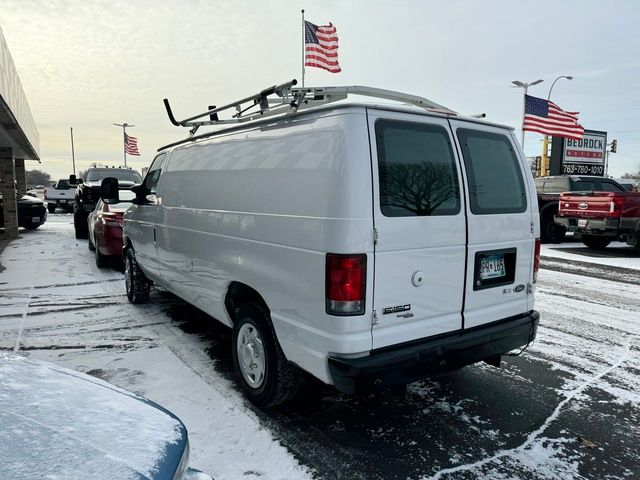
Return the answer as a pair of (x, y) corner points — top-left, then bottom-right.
(26, 169), (51, 187)
(621, 164), (640, 179)
(380, 162), (458, 215)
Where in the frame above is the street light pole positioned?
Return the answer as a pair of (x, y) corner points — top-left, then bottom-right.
(512, 79), (544, 148)
(542, 75), (573, 176)
(113, 122), (135, 167)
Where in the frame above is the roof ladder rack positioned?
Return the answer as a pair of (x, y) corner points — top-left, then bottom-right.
(162, 79), (458, 137)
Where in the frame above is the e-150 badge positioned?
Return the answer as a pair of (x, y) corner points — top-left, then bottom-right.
(383, 304), (411, 315)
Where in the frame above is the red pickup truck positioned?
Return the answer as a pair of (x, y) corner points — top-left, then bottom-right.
(555, 191), (640, 250)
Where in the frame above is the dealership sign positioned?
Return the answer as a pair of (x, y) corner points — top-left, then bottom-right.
(562, 130), (607, 175)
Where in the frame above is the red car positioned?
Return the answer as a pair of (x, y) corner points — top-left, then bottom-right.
(87, 196), (131, 268)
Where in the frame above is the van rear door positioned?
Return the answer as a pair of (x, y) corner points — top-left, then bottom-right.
(367, 110), (466, 349)
(449, 121), (535, 329)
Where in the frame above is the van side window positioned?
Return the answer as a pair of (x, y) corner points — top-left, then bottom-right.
(375, 120), (460, 217)
(457, 129), (527, 214)
(144, 153), (167, 194)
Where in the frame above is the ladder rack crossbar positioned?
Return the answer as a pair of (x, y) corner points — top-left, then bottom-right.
(175, 79), (298, 125)
(289, 86), (455, 114)
(162, 80), (458, 136)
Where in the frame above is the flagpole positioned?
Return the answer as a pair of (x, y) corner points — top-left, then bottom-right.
(301, 9), (305, 88)
(521, 85), (527, 147)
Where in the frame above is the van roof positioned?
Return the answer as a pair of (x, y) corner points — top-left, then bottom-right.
(158, 102), (515, 152)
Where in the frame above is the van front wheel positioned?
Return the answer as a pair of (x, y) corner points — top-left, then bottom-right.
(125, 248), (150, 303)
(232, 304), (300, 407)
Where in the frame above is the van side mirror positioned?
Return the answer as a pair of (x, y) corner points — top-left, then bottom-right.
(69, 174), (77, 185)
(101, 178), (120, 204)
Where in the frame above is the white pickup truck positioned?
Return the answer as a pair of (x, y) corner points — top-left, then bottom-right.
(44, 179), (75, 213)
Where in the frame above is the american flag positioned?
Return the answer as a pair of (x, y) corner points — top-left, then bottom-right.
(523, 95), (584, 140)
(304, 20), (341, 73)
(124, 133), (140, 156)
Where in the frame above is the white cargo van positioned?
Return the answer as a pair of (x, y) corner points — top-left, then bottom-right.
(102, 82), (540, 406)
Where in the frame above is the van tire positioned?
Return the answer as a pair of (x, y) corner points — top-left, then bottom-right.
(582, 235), (611, 250)
(47, 204), (56, 214)
(232, 303), (300, 407)
(125, 248), (150, 303)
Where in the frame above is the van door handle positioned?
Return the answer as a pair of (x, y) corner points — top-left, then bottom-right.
(153, 228), (156, 244)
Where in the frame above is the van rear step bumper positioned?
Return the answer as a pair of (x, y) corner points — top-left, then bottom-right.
(328, 311), (539, 395)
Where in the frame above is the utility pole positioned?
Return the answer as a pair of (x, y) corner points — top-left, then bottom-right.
(70, 127), (76, 176)
(605, 139), (617, 176)
(113, 122), (135, 167)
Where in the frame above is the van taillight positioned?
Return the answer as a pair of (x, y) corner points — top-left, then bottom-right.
(326, 254), (366, 315)
(609, 197), (624, 218)
(533, 238), (541, 283)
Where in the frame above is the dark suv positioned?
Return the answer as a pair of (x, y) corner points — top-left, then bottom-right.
(72, 167), (142, 239)
(535, 175), (627, 243)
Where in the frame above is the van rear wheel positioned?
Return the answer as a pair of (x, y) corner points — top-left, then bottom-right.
(125, 248), (150, 303)
(232, 304), (300, 407)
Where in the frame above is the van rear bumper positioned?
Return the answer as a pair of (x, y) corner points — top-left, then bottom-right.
(328, 311), (539, 395)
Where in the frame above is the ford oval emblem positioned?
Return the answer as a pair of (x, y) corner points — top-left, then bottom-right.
(578, 202), (588, 209)
(514, 284), (525, 292)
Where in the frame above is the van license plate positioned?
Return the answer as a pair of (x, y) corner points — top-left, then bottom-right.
(32, 216), (40, 223)
(59, 199), (66, 204)
(480, 255), (505, 280)
(578, 219), (588, 227)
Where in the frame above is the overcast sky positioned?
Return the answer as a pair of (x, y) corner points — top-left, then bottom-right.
(1, 0), (639, 179)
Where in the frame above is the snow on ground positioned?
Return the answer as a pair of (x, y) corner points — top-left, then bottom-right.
(541, 237), (640, 271)
(0, 217), (312, 480)
(409, 264), (640, 479)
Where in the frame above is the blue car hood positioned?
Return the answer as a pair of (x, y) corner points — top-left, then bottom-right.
(0, 354), (188, 479)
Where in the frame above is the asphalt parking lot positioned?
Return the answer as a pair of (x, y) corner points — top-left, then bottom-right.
(1, 215), (639, 480)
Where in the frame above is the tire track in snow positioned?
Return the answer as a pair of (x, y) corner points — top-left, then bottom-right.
(423, 342), (633, 480)
(13, 262), (38, 352)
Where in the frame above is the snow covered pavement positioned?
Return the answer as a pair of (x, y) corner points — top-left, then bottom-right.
(1, 215), (639, 479)
(0, 216), (312, 480)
